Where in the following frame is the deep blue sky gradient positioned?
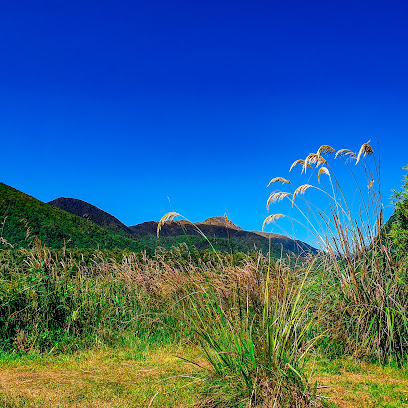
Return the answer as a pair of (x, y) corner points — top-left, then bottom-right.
(1, 0), (408, 245)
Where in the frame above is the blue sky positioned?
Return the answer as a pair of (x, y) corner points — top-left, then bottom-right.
(1, 0), (408, 244)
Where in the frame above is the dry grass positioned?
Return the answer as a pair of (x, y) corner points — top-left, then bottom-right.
(1, 348), (407, 407)
(0, 346), (206, 408)
(312, 359), (408, 407)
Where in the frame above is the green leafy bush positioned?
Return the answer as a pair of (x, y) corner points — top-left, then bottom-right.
(391, 165), (408, 259)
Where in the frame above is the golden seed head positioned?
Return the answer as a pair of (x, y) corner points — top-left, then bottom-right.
(335, 148), (356, 159)
(356, 141), (374, 164)
(317, 167), (330, 183)
(292, 184), (313, 205)
(157, 212), (181, 237)
(317, 145), (336, 156)
(262, 214), (285, 231)
(266, 177), (291, 188)
(266, 192), (292, 210)
(303, 154), (327, 173)
(289, 159), (305, 172)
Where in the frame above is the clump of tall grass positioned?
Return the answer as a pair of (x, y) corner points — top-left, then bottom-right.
(265, 142), (408, 364)
(188, 264), (323, 407)
(156, 216), (324, 407)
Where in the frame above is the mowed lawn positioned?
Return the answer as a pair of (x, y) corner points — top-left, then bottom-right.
(0, 345), (204, 408)
(0, 346), (408, 408)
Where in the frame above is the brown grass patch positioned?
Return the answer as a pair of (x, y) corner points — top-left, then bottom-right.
(312, 360), (408, 408)
(1, 350), (407, 407)
(0, 347), (206, 408)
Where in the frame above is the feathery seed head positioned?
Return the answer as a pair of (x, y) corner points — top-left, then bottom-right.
(335, 149), (356, 159)
(289, 159), (305, 172)
(317, 145), (336, 156)
(157, 212), (181, 237)
(262, 213), (286, 231)
(356, 141), (374, 164)
(317, 167), (330, 183)
(303, 154), (327, 173)
(266, 192), (292, 210)
(266, 177), (291, 188)
(292, 184), (313, 205)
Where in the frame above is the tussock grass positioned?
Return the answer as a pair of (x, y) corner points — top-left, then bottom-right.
(265, 141), (408, 365)
(187, 262), (323, 407)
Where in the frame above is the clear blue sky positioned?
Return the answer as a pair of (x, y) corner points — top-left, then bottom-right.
(1, 0), (408, 243)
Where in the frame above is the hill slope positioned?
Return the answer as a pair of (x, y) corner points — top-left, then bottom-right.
(3, 183), (317, 257)
(48, 197), (131, 235)
(45, 194), (317, 256)
(46, 196), (316, 256)
(0, 183), (264, 255)
(129, 220), (316, 256)
(0, 183), (144, 251)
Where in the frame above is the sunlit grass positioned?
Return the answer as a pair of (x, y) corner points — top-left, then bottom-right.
(1, 346), (408, 407)
(0, 345), (205, 408)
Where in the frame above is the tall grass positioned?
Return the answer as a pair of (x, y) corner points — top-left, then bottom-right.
(0, 240), (271, 354)
(0, 241), (198, 352)
(265, 142), (408, 364)
(184, 260), (323, 407)
(1, 230), (325, 405)
(2, 143), (408, 406)
(153, 216), (324, 406)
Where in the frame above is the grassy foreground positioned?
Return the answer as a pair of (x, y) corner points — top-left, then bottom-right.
(0, 345), (407, 408)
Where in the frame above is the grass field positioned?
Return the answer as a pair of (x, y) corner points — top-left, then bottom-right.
(1, 345), (408, 407)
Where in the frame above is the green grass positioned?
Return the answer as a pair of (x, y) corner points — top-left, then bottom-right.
(1, 346), (408, 407)
(0, 345), (205, 407)
(312, 357), (408, 407)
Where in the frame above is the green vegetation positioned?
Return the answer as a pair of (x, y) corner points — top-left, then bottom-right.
(1, 347), (408, 408)
(264, 144), (408, 365)
(391, 165), (408, 258)
(1, 143), (408, 407)
(0, 183), (146, 252)
(0, 183), (289, 257)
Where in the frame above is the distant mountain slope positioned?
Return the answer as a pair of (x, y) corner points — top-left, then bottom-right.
(0, 183), (144, 251)
(48, 197), (132, 235)
(45, 193), (316, 256)
(201, 216), (243, 230)
(0, 183), (282, 256)
(129, 220), (317, 256)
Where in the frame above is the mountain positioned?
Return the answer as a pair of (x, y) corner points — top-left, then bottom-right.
(0, 183), (270, 255)
(0, 183), (144, 252)
(48, 197), (132, 235)
(201, 216), (243, 230)
(129, 220), (317, 256)
(46, 195), (317, 256)
(0, 182), (317, 257)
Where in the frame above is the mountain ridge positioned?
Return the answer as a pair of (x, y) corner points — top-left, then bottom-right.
(0, 183), (318, 256)
(49, 197), (317, 255)
(48, 197), (132, 235)
(0, 183), (145, 252)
